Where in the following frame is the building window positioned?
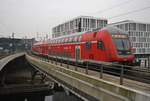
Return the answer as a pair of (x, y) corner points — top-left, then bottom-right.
(125, 23), (128, 31)
(139, 24), (146, 31)
(90, 19), (96, 28)
(129, 23), (136, 31)
(147, 24), (150, 31)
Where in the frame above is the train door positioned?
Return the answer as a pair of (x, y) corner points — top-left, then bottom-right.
(75, 46), (81, 61)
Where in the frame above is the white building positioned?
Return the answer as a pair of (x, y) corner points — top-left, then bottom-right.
(110, 20), (150, 67)
(52, 16), (107, 38)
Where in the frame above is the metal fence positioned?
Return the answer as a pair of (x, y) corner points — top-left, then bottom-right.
(30, 53), (150, 85)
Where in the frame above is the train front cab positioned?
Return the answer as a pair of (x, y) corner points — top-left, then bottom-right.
(105, 27), (135, 63)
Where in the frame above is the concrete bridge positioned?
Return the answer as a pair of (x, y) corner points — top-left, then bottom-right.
(0, 53), (52, 100)
(0, 53), (150, 101)
(26, 54), (150, 101)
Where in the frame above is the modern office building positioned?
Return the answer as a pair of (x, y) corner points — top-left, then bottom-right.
(110, 20), (150, 67)
(52, 16), (107, 38)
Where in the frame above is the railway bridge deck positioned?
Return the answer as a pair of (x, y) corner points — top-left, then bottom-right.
(26, 54), (150, 101)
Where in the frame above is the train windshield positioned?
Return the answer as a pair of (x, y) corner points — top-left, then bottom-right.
(114, 39), (130, 51)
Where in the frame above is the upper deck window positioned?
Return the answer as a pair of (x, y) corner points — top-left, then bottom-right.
(69, 37), (73, 42)
(60, 39), (63, 43)
(74, 36), (78, 42)
(59, 39), (61, 43)
(65, 38), (68, 43)
(78, 35), (82, 42)
(63, 38), (66, 43)
(52, 40), (54, 43)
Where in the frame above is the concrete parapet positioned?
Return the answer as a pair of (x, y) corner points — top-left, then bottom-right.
(0, 53), (25, 71)
(26, 55), (150, 101)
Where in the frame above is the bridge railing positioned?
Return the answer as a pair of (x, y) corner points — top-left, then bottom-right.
(0, 52), (25, 71)
(29, 53), (150, 85)
(27, 54), (150, 101)
(0, 54), (12, 60)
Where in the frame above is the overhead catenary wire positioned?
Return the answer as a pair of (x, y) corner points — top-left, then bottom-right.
(108, 6), (150, 19)
(95, 0), (133, 14)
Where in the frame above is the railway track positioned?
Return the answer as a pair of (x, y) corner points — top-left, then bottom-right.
(75, 62), (150, 84)
(29, 53), (150, 84)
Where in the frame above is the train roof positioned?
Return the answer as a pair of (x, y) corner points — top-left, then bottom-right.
(33, 40), (49, 46)
(51, 26), (127, 40)
(102, 26), (128, 35)
(33, 26), (128, 45)
(51, 31), (86, 40)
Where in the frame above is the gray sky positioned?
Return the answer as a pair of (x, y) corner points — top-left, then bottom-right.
(0, 0), (150, 39)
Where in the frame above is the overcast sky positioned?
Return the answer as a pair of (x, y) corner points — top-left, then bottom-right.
(0, 0), (150, 39)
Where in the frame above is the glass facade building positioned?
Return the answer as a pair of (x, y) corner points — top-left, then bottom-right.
(52, 16), (107, 38)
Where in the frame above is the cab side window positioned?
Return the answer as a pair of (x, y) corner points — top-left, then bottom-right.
(97, 41), (104, 50)
(86, 41), (91, 49)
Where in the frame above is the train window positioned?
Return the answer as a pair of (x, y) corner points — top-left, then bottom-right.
(67, 37), (69, 43)
(78, 36), (82, 42)
(76, 36), (78, 42)
(61, 39), (63, 43)
(77, 36), (80, 42)
(97, 41), (104, 50)
(65, 38), (67, 43)
(72, 37), (74, 42)
(69, 37), (72, 42)
(62, 38), (65, 43)
(66, 38), (68, 43)
(59, 39), (61, 43)
(74, 36), (78, 42)
(64, 38), (66, 43)
(86, 41), (91, 49)
(68, 37), (70, 42)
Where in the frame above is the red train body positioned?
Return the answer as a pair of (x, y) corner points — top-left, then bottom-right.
(32, 26), (135, 64)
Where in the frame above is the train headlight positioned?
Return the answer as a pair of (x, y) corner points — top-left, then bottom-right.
(118, 51), (122, 54)
(127, 51), (131, 54)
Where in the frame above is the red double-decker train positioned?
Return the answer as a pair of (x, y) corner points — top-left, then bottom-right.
(32, 26), (135, 64)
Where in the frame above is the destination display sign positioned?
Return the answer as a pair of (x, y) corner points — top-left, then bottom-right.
(111, 34), (128, 38)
